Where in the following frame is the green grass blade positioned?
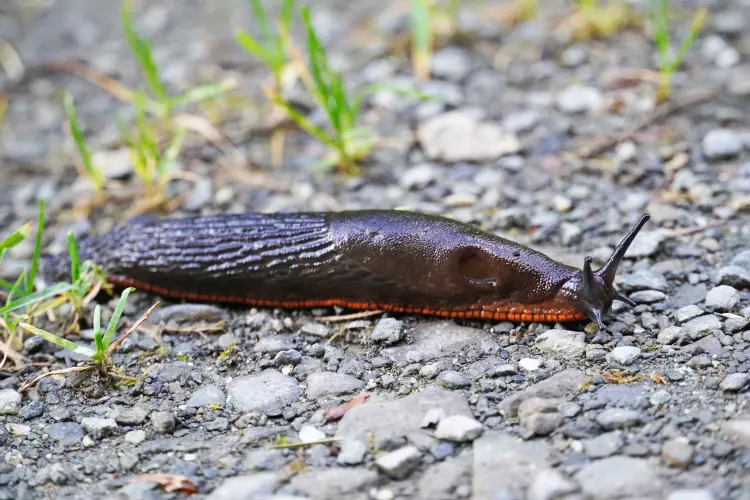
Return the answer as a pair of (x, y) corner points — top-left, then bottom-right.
(0, 278), (16, 290)
(410, 0), (432, 79)
(301, 6), (334, 114)
(64, 93), (104, 190)
(673, 7), (707, 70)
(27, 200), (45, 295)
(67, 231), (80, 284)
(93, 304), (104, 354)
(122, 0), (168, 107)
(157, 127), (186, 181)
(102, 287), (134, 348)
(268, 95), (337, 148)
(278, 0), (295, 51)
(235, 30), (275, 65)
(168, 81), (235, 110)
(19, 322), (96, 358)
(0, 282), (75, 315)
(250, 0), (274, 44)
(0, 222), (30, 256)
(4, 271), (26, 307)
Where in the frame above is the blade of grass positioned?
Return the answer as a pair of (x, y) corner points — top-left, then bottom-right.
(0, 222), (30, 258)
(93, 304), (104, 354)
(106, 300), (160, 355)
(121, 0), (168, 108)
(67, 232), (80, 284)
(64, 93), (104, 190)
(250, 0), (274, 45)
(167, 80), (236, 110)
(102, 287), (134, 349)
(19, 322), (96, 357)
(672, 7), (707, 71)
(27, 200), (45, 295)
(410, 0), (432, 81)
(0, 283), (76, 315)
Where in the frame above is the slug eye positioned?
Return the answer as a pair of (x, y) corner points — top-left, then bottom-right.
(457, 246), (498, 289)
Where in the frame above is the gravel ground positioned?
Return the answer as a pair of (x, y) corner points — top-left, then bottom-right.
(2, 0), (750, 499)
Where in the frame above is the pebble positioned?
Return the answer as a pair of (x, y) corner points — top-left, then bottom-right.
(702, 128), (742, 159)
(519, 358), (542, 371)
(207, 473), (280, 500)
(518, 399), (563, 437)
(436, 370), (470, 388)
(717, 265), (750, 288)
(556, 85), (603, 114)
(0, 389), (21, 415)
(720, 419), (750, 448)
(301, 322), (329, 337)
(305, 372), (364, 399)
(575, 456), (663, 499)
(560, 44), (588, 67)
(434, 415), (484, 442)
(81, 417), (118, 440)
(683, 315), (723, 340)
(151, 411), (176, 434)
(623, 230), (667, 258)
(290, 468), (378, 499)
(651, 390), (672, 406)
(687, 354), (713, 369)
(111, 406), (149, 425)
(719, 372), (750, 391)
(676, 305), (704, 323)
(662, 438), (694, 468)
(299, 424), (326, 442)
(618, 269), (669, 292)
(370, 318), (404, 345)
(583, 431), (624, 458)
(422, 408), (446, 428)
(498, 369), (588, 418)
(559, 223), (582, 245)
(534, 329), (585, 358)
(658, 326), (683, 345)
(400, 163), (436, 189)
(19, 401), (44, 420)
(416, 109), (521, 162)
(606, 346), (641, 365)
(337, 439), (367, 465)
(186, 385), (225, 408)
(502, 110), (539, 133)
(375, 445), (422, 479)
(124, 430), (146, 445)
(227, 369), (303, 413)
(274, 349), (302, 365)
(705, 285), (740, 310)
(595, 408), (642, 430)
(430, 47), (473, 81)
(667, 489), (716, 500)
(526, 469), (579, 500)
(630, 290), (667, 304)
(46, 422), (84, 446)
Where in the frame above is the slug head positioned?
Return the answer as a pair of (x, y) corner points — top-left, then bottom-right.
(562, 214), (650, 329)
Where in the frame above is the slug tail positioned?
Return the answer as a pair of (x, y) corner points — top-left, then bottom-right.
(595, 214), (650, 287)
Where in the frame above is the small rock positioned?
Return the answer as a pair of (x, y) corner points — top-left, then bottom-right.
(306, 372), (364, 399)
(575, 456), (664, 499)
(46, 422), (84, 446)
(719, 373), (750, 391)
(554, 196), (573, 213)
(618, 269), (669, 292)
(720, 419), (750, 448)
(436, 370), (470, 389)
(401, 163), (436, 189)
(651, 390), (672, 406)
(703, 128), (742, 159)
(370, 318), (404, 345)
(519, 358), (542, 371)
(430, 47), (473, 81)
(299, 424), (326, 443)
(658, 326), (683, 345)
(375, 445), (422, 479)
(502, 110), (539, 133)
(81, 417), (117, 440)
(274, 349), (302, 365)
(607, 346), (641, 365)
(337, 439), (367, 465)
(519, 409), (563, 437)
(207, 473), (280, 500)
(667, 489), (716, 500)
(19, 401), (44, 420)
(124, 430), (146, 445)
(151, 411), (176, 434)
(596, 408), (642, 430)
(111, 406), (149, 425)
(718, 265), (750, 288)
(527, 469), (579, 500)
(7, 423), (30, 437)
(683, 315), (723, 340)
(0, 389), (21, 415)
(186, 385), (225, 408)
(662, 438), (694, 468)
(556, 85), (603, 114)
(623, 230), (667, 258)
(422, 408), (446, 428)
(434, 415), (484, 442)
(630, 290), (667, 304)
(687, 354), (713, 369)
(676, 305), (704, 323)
(560, 44), (588, 67)
(584, 431), (624, 458)
(705, 285), (740, 310)
(228, 369), (303, 412)
(535, 329), (585, 358)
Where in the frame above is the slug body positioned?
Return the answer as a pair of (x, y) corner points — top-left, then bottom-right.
(42, 210), (649, 328)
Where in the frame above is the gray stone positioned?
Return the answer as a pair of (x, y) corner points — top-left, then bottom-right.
(46, 422), (84, 446)
(151, 411), (176, 434)
(658, 326), (683, 345)
(382, 320), (494, 364)
(422, 408), (446, 428)
(667, 489), (716, 500)
(416, 452), (472, 500)
(703, 128), (742, 159)
(717, 265), (750, 288)
(498, 369), (588, 417)
(434, 415), (484, 442)
(337, 439), (367, 465)
(0, 389), (21, 415)
(306, 372), (364, 399)
(518, 397), (563, 437)
(705, 285), (740, 310)
(630, 290), (667, 303)
(436, 370), (470, 389)
(596, 408), (642, 430)
(724, 316), (749, 333)
(534, 329), (585, 358)
(556, 85), (603, 114)
(560, 223), (582, 245)
(575, 456), (664, 499)
(618, 269), (669, 292)
(111, 406), (149, 425)
(472, 431), (551, 500)
(124, 430), (146, 445)
(370, 318), (404, 345)
(227, 369), (302, 413)
(583, 431), (624, 458)
(207, 473), (279, 500)
(274, 349), (302, 365)
(676, 305), (704, 323)
(375, 445), (422, 479)
(662, 438), (694, 468)
(527, 469), (579, 500)
(682, 315), (723, 340)
(519, 358), (541, 371)
(81, 417), (118, 440)
(651, 390), (672, 406)
(623, 229), (667, 258)
(607, 346), (641, 365)
(720, 373), (750, 391)
(253, 336), (296, 353)
(186, 384), (225, 408)
(731, 250), (750, 269)
(502, 110), (539, 133)
(687, 354), (713, 369)
(401, 163), (437, 189)
(431, 47), (473, 81)
(290, 468), (378, 500)
(720, 419), (750, 448)
(336, 387), (471, 447)
(417, 110), (520, 162)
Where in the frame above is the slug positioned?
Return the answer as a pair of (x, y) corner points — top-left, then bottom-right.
(41, 210), (649, 329)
